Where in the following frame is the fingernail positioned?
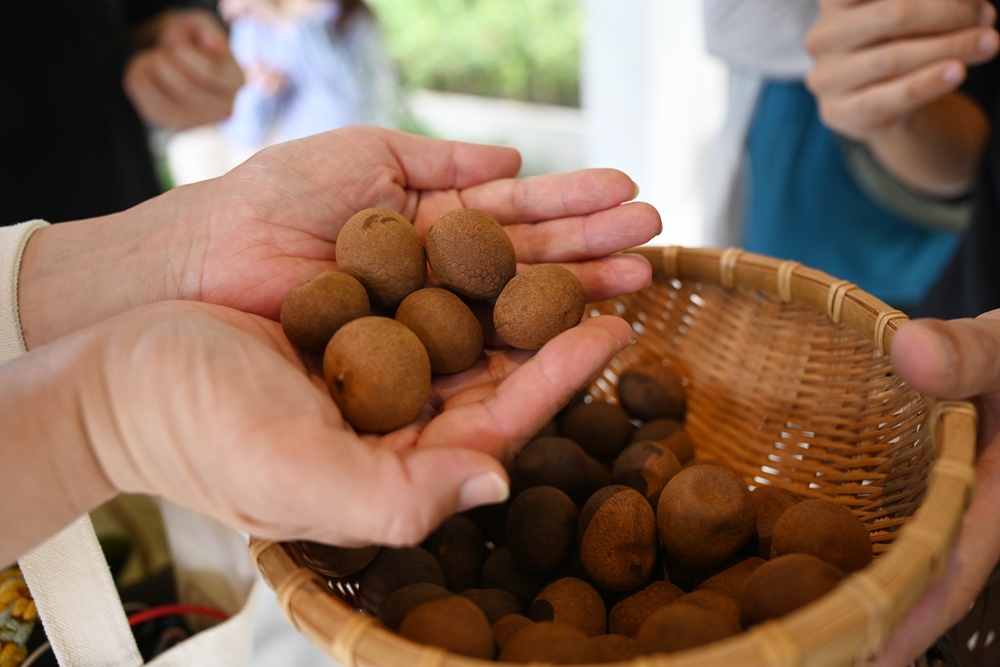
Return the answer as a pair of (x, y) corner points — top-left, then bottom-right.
(981, 3), (996, 26)
(980, 30), (999, 55)
(632, 181), (641, 199)
(942, 62), (964, 85)
(457, 471), (509, 512)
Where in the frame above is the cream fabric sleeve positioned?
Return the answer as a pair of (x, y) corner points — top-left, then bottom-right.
(0, 220), (49, 364)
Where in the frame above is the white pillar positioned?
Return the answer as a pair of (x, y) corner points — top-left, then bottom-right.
(581, 0), (726, 247)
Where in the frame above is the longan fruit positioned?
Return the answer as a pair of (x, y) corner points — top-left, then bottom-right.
(395, 287), (483, 374)
(578, 485), (658, 592)
(493, 264), (586, 350)
(424, 208), (516, 301)
(657, 464), (756, 569)
(770, 498), (873, 573)
(323, 316), (431, 433)
(336, 208), (426, 309)
(280, 271), (370, 353)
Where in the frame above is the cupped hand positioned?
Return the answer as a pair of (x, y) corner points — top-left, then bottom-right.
(176, 126), (660, 321)
(124, 8), (244, 129)
(806, 0), (998, 140)
(873, 311), (1000, 664)
(79, 301), (634, 547)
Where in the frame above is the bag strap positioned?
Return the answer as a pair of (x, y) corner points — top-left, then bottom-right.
(19, 515), (144, 666)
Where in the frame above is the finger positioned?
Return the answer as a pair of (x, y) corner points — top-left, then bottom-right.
(891, 311), (1000, 399)
(808, 27), (997, 96)
(504, 201), (662, 264)
(809, 0), (988, 54)
(561, 253), (654, 303)
(816, 60), (968, 137)
(419, 314), (634, 458)
(164, 37), (244, 95)
(279, 442), (509, 547)
(123, 56), (189, 127)
(463, 168), (642, 227)
(381, 129), (523, 191)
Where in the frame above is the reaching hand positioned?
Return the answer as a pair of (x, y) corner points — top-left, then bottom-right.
(874, 311), (1000, 664)
(16, 301), (633, 558)
(19, 127), (660, 349)
(124, 8), (244, 129)
(177, 125), (661, 321)
(806, 0), (997, 141)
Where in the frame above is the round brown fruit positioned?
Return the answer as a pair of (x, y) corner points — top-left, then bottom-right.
(612, 440), (683, 507)
(493, 264), (586, 351)
(770, 498), (873, 573)
(424, 208), (516, 301)
(398, 595), (495, 659)
(297, 541), (379, 578)
(395, 287), (483, 374)
(527, 577), (606, 637)
(280, 271), (370, 354)
(323, 316), (431, 433)
(739, 553), (847, 626)
(335, 208), (427, 309)
(559, 400), (635, 462)
(578, 485), (659, 592)
(506, 486), (579, 574)
(616, 361), (686, 421)
(657, 464), (756, 569)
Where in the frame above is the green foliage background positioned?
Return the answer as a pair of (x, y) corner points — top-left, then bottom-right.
(368, 0), (582, 107)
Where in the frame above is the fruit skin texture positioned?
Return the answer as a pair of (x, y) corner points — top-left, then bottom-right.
(657, 464), (757, 569)
(280, 271), (370, 354)
(738, 553), (847, 626)
(335, 207), (427, 309)
(506, 486), (579, 574)
(398, 595), (496, 659)
(424, 208), (517, 301)
(770, 498), (873, 573)
(527, 577), (607, 637)
(578, 485), (659, 592)
(493, 264), (586, 350)
(395, 287), (483, 374)
(617, 361), (686, 421)
(323, 316), (431, 433)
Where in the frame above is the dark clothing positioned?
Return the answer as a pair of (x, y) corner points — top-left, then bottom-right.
(0, 1), (174, 226)
(911, 54), (1000, 320)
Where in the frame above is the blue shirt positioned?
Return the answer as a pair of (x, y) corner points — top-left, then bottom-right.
(742, 81), (959, 308)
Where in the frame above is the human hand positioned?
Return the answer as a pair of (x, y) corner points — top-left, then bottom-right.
(190, 126), (659, 321)
(805, 0), (998, 141)
(6, 300), (632, 559)
(19, 127), (659, 348)
(245, 61), (289, 96)
(872, 311), (1000, 665)
(123, 9), (244, 129)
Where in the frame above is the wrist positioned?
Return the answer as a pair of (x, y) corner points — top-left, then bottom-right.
(17, 187), (199, 349)
(0, 335), (117, 563)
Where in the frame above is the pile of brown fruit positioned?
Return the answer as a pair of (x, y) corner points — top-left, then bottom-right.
(297, 361), (875, 663)
(280, 207), (587, 433)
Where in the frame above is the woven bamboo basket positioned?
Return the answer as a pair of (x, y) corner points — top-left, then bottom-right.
(250, 246), (979, 667)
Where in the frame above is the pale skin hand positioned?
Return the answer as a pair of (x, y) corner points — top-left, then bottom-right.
(0, 301), (634, 566)
(123, 9), (244, 129)
(872, 311), (1000, 665)
(18, 126), (661, 349)
(805, 0), (998, 196)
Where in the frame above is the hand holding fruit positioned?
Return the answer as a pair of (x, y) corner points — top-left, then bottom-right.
(19, 126), (661, 350)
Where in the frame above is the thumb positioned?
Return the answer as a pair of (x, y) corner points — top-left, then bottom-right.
(891, 310), (1000, 400)
(303, 445), (509, 548)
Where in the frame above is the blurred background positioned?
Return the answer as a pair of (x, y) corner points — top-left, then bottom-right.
(165, 0), (726, 248)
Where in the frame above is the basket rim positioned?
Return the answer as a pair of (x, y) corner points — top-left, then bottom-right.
(250, 246), (978, 667)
